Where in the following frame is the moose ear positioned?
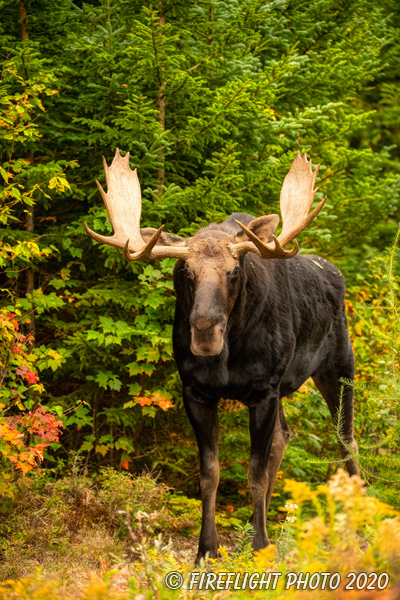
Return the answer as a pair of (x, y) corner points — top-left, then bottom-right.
(235, 214), (279, 243)
(140, 228), (187, 247)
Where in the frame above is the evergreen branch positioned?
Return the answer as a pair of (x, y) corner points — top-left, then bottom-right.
(176, 80), (251, 143)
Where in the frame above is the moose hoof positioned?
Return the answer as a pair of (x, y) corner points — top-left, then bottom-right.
(251, 535), (270, 552)
(194, 547), (219, 566)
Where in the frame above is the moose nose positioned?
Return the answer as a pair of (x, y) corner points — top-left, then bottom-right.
(190, 310), (224, 332)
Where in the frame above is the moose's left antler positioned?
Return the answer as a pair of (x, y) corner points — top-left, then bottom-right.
(229, 152), (326, 259)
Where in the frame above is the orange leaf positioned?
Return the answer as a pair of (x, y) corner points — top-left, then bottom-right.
(16, 462), (34, 475)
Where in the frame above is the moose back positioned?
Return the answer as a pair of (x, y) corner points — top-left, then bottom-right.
(84, 149), (359, 563)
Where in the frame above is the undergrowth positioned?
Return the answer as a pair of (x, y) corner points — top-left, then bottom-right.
(0, 465), (241, 584)
(353, 228), (400, 498)
(0, 468), (399, 598)
(1, 233), (400, 600)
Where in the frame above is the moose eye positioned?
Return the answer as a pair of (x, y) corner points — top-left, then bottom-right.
(184, 266), (195, 281)
(229, 266), (240, 279)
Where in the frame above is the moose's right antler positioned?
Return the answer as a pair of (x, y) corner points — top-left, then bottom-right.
(84, 149), (189, 261)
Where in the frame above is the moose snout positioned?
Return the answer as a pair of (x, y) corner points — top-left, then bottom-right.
(189, 310), (225, 332)
(190, 311), (227, 356)
(189, 281), (227, 355)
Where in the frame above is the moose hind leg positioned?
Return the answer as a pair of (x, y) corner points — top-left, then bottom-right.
(265, 399), (291, 515)
(313, 355), (359, 476)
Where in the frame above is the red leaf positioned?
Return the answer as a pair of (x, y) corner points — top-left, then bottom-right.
(138, 397), (151, 407)
(26, 371), (38, 384)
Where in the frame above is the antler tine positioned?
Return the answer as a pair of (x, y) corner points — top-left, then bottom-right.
(231, 221), (298, 259)
(234, 221), (277, 258)
(123, 232), (189, 260)
(229, 222), (299, 260)
(84, 148), (189, 261)
(123, 226), (165, 261)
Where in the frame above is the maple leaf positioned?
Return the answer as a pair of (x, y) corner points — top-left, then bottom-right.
(152, 393), (174, 412)
(16, 462), (34, 475)
(25, 371), (38, 384)
(137, 397), (151, 407)
(16, 365), (28, 378)
(29, 442), (48, 461)
(95, 443), (108, 456)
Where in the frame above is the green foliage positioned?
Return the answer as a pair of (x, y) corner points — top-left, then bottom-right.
(1, 0), (400, 550)
(347, 228), (400, 500)
(0, 56), (69, 494)
(234, 521), (256, 557)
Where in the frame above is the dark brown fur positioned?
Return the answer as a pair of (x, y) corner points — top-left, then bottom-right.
(172, 213), (358, 563)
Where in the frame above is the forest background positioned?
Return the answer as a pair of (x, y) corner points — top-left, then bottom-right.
(1, 0), (400, 596)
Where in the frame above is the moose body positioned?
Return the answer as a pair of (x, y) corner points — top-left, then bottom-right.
(84, 150), (359, 563)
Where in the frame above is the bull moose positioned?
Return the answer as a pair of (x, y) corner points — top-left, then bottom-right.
(84, 149), (359, 563)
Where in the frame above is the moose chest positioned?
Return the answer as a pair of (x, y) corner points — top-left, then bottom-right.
(173, 314), (297, 402)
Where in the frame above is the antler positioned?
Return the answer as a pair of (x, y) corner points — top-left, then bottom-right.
(84, 149), (189, 261)
(230, 152), (326, 259)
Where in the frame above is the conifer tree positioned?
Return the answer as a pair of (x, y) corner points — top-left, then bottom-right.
(0, 0), (399, 479)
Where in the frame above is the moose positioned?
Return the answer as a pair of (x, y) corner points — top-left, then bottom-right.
(84, 149), (359, 563)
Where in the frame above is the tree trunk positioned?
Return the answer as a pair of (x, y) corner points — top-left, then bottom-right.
(19, 0), (28, 41)
(25, 157), (35, 345)
(156, 3), (166, 196)
(19, 3), (35, 345)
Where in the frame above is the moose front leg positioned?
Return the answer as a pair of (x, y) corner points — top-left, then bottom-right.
(183, 386), (220, 564)
(247, 389), (279, 551)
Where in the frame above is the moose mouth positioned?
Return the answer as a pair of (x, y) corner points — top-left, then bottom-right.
(190, 325), (225, 356)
